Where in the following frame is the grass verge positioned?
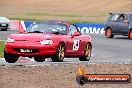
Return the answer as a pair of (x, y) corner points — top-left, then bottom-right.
(8, 17), (39, 21)
(7, 12), (107, 23)
(8, 16), (103, 23)
(0, 41), (5, 58)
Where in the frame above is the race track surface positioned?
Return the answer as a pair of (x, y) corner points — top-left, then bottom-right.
(90, 34), (132, 63)
(0, 30), (132, 64)
(0, 30), (19, 40)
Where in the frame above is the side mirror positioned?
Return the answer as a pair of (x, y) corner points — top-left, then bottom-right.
(71, 32), (80, 38)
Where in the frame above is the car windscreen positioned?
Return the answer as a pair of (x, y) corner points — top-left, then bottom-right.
(0, 17), (10, 22)
(129, 14), (132, 23)
(27, 22), (67, 35)
(109, 14), (120, 22)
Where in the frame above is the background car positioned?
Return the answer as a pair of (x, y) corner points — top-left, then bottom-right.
(4, 20), (92, 63)
(0, 17), (10, 31)
(104, 13), (132, 39)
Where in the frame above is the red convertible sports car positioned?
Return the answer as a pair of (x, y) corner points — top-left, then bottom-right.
(4, 20), (92, 63)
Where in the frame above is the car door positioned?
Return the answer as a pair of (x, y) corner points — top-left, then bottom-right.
(107, 14), (120, 33)
(117, 14), (129, 34)
(66, 24), (82, 55)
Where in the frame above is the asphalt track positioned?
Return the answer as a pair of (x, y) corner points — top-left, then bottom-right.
(0, 30), (132, 65)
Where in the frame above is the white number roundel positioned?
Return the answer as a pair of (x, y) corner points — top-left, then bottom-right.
(73, 40), (80, 51)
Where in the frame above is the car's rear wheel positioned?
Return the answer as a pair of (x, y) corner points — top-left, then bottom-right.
(128, 30), (132, 39)
(4, 50), (19, 63)
(34, 57), (45, 62)
(51, 43), (65, 62)
(79, 43), (92, 61)
(105, 28), (114, 38)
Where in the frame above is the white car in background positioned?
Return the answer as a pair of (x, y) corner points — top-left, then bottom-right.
(0, 17), (10, 31)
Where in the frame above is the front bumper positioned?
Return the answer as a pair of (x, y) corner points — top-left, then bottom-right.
(0, 23), (10, 29)
(0, 27), (10, 29)
(5, 42), (57, 57)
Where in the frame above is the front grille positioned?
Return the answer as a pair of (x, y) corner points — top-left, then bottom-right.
(14, 48), (39, 53)
(0, 23), (9, 27)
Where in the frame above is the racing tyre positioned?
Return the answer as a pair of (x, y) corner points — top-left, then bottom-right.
(105, 28), (114, 38)
(52, 43), (65, 62)
(79, 43), (92, 61)
(4, 50), (19, 63)
(76, 75), (87, 85)
(128, 30), (132, 40)
(34, 57), (45, 62)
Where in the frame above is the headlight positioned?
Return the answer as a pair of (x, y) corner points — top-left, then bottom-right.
(6, 38), (15, 43)
(40, 40), (53, 45)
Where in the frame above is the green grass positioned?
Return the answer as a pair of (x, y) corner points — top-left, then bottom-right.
(66, 19), (100, 23)
(8, 16), (103, 23)
(27, 13), (82, 17)
(8, 17), (40, 21)
(7, 12), (107, 23)
(0, 41), (5, 58)
(27, 12), (107, 18)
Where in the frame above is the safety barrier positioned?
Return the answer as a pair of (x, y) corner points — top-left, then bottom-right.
(10, 20), (105, 34)
(75, 23), (105, 34)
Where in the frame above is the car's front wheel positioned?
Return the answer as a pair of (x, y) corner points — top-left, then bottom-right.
(51, 43), (65, 62)
(105, 28), (114, 38)
(4, 50), (19, 63)
(128, 30), (132, 39)
(34, 57), (45, 62)
(79, 43), (92, 61)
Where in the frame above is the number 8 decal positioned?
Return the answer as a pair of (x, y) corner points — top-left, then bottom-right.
(73, 40), (80, 51)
